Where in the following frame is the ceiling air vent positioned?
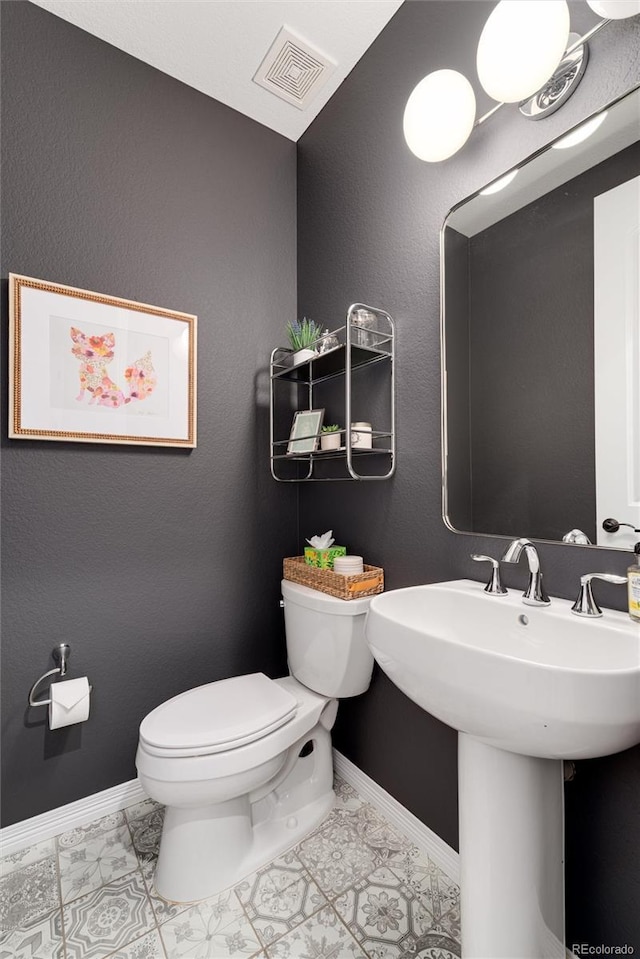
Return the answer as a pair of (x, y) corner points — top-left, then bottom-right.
(253, 26), (336, 111)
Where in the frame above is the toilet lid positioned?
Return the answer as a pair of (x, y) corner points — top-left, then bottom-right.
(139, 673), (298, 753)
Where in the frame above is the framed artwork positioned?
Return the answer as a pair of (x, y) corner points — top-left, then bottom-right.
(9, 274), (197, 447)
(287, 409), (324, 455)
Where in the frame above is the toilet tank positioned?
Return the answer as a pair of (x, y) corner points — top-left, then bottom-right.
(281, 579), (375, 697)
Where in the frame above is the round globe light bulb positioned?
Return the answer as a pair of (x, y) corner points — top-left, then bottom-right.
(586, 1), (640, 18)
(403, 70), (476, 163)
(477, 0), (570, 103)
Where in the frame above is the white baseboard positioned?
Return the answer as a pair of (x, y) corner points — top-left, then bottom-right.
(0, 779), (147, 858)
(333, 749), (460, 883)
(2, 749), (459, 884)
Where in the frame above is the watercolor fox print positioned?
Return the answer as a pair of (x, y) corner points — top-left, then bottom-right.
(70, 327), (157, 408)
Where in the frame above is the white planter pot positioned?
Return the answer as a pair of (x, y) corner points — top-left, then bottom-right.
(320, 431), (343, 451)
(292, 348), (317, 366)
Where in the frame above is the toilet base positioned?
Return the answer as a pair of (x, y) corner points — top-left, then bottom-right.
(153, 723), (334, 903)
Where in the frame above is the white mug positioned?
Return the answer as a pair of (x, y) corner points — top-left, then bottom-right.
(351, 422), (372, 449)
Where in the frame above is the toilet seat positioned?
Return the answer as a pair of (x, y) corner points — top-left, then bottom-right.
(139, 673), (298, 758)
(136, 677), (330, 786)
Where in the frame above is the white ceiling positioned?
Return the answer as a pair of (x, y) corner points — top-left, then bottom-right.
(29, 0), (404, 141)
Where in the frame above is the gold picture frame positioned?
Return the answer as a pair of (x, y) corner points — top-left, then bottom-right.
(9, 274), (197, 447)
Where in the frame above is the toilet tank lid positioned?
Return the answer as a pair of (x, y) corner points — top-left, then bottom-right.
(281, 579), (372, 615)
(139, 673), (298, 752)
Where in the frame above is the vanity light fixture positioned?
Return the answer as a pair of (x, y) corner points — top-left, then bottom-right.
(586, 0), (640, 17)
(404, 0), (640, 163)
(551, 110), (609, 148)
(476, 1), (570, 104)
(403, 69), (476, 163)
(479, 168), (519, 195)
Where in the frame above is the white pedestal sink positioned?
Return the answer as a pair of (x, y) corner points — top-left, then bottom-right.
(366, 579), (640, 959)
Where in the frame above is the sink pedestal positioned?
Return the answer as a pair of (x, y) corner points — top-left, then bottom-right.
(458, 734), (565, 959)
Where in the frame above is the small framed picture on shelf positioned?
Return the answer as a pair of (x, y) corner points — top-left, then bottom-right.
(287, 409), (324, 455)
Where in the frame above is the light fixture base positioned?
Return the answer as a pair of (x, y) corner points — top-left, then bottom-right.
(519, 34), (589, 120)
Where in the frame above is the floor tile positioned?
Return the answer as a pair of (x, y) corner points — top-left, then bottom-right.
(396, 938), (460, 959)
(141, 860), (189, 925)
(334, 865), (427, 959)
(129, 808), (165, 865)
(333, 777), (368, 815)
(335, 865), (461, 959)
(344, 804), (413, 867)
(58, 811), (126, 850)
(318, 790), (368, 834)
(0, 857), (59, 933)
(297, 798), (413, 901)
(59, 823), (139, 904)
(234, 849), (327, 947)
(124, 799), (163, 825)
(159, 887), (261, 958)
(0, 908), (64, 958)
(0, 839), (56, 879)
(106, 927), (166, 958)
(63, 870), (155, 959)
(266, 904), (368, 959)
(387, 851), (460, 942)
(297, 818), (376, 898)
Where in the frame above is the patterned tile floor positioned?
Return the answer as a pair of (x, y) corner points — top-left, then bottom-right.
(0, 778), (460, 959)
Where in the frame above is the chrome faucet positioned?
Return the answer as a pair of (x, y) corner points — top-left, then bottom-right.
(501, 538), (551, 606)
(571, 572), (627, 617)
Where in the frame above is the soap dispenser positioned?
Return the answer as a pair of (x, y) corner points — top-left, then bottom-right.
(628, 542), (640, 623)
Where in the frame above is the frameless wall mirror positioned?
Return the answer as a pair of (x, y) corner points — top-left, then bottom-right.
(442, 84), (640, 551)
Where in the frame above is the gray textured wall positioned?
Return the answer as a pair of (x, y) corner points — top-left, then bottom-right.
(1, 2), (297, 825)
(297, 0), (640, 946)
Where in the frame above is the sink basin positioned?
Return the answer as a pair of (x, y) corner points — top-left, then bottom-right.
(366, 579), (640, 759)
(366, 578), (640, 957)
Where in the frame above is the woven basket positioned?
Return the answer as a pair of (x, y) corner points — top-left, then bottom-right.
(283, 556), (384, 601)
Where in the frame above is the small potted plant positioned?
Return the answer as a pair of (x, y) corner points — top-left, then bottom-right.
(320, 424), (343, 451)
(287, 317), (323, 365)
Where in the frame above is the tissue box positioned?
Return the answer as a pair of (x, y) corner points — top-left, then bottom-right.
(304, 545), (346, 569)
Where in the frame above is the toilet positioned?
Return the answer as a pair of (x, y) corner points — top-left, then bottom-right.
(135, 579), (374, 903)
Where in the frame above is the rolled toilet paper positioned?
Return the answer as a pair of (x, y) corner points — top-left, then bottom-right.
(49, 677), (91, 730)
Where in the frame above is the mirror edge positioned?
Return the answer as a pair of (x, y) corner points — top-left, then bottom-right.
(439, 84), (640, 553)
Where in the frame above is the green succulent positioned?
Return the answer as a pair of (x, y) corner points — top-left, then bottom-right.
(321, 424), (341, 433)
(286, 317), (323, 351)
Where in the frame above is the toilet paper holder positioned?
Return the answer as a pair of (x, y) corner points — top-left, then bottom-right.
(28, 644), (91, 707)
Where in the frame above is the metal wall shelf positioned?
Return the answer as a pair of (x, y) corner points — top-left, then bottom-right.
(270, 304), (395, 482)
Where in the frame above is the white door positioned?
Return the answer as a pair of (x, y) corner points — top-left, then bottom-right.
(594, 175), (640, 548)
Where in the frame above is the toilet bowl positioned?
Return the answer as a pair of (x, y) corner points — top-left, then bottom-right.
(136, 581), (374, 903)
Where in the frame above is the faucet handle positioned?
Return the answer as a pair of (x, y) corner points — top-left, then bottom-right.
(471, 554), (507, 596)
(571, 572), (628, 617)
